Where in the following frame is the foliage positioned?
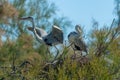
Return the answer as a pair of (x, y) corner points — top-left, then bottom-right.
(0, 0), (120, 80)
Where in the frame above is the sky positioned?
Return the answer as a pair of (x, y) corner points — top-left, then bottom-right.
(49, 0), (115, 33)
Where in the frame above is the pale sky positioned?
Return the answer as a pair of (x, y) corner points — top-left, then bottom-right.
(49, 0), (115, 32)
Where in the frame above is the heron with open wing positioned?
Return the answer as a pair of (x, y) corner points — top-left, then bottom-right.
(19, 17), (63, 59)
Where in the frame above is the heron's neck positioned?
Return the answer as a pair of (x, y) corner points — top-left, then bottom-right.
(76, 29), (81, 34)
(31, 20), (36, 35)
(31, 20), (35, 28)
(31, 19), (44, 42)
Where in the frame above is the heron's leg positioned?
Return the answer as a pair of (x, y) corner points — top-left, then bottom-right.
(66, 42), (74, 49)
(69, 42), (76, 54)
(80, 51), (82, 56)
(71, 49), (77, 59)
(67, 42), (76, 59)
(46, 46), (51, 55)
(54, 46), (59, 60)
(71, 45), (77, 58)
(59, 42), (73, 58)
(46, 46), (52, 60)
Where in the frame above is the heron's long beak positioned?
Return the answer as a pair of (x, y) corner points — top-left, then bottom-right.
(18, 17), (29, 20)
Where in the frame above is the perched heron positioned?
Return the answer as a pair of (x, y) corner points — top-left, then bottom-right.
(68, 25), (87, 56)
(19, 17), (63, 59)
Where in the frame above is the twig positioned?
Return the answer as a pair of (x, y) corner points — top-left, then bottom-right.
(95, 19), (119, 57)
(104, 19), (115, 40)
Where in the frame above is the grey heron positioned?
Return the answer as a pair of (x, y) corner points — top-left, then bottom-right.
(19, 17), (63, 59)
(68, 25), (87, 56)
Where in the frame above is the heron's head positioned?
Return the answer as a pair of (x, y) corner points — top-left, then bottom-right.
(19, 16), (33, 22)
(75, 25), (82, 34)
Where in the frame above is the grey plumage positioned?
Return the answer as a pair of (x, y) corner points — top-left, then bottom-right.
(19, 16), (63, 59)
(27, 25), (63, 46)
(19, 17), (63, 46)
(73, 35), (87, 53)
(68, 25), (87, 54)
(28, 27), (47, 37)
(44, 25), (63, 46)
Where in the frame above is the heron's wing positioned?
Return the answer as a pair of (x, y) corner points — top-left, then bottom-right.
(51, 25), (63, 43)
(68, 32), (78, 43)
(43, 25), (63, 45)
(74, 38), (87, 52)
